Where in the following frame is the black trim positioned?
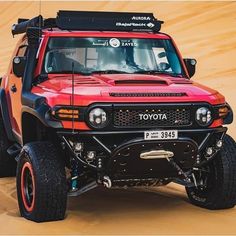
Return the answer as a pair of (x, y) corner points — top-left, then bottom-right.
(109, 92), (187, 97)
(51, 105), (86, 122)
(83, 102), (215, 130)
(213, 103), (233, 125)
(224, 108), (233, 124)
(22, 104), (63, 129)
(57, 126), (227, 136)
(0, 89), (15, 141)
(21, 27), (45, 109)
(183, 58), (196, 78)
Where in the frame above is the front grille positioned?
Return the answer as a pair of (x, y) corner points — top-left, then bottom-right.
(113, 107), (191, 128)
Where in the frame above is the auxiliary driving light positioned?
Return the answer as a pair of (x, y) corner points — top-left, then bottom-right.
(196, 107), (212, 126)
(74, 142), (83, 152)
(88, 108), (108, 128)
(216, 140), (223, 148)
(206, 147), (213, 156)
(86, 151), (96, 161)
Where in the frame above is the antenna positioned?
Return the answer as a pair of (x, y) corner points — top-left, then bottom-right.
(71, 62), (75, 133)
(39, 0), (42, 17)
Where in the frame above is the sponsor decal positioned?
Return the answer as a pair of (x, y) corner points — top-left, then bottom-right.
(109, 38), (121, 48)
(147, 22), (155, 28)
(121, 40), (138, 47)
(139, 113), (168, 121)
(116, 22), (146, 27)
(131, 16), (151, 21)
(92, 39), (138, 48)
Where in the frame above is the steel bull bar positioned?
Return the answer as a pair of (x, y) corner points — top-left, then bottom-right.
(57, 127), (227, 187)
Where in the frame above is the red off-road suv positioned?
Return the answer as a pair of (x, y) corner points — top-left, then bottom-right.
(0, 11), (235, 222)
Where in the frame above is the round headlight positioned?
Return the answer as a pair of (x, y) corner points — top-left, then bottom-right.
(88, 108), (108, 128)
(196, 107), (212, 126)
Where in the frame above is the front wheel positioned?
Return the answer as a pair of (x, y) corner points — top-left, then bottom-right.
(16, 142), (67, 222)
(186, 134), (236, 209)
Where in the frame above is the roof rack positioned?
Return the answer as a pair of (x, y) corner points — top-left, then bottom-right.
(12, 10), (164, 36)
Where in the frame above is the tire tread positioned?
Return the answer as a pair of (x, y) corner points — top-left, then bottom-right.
(17, 142), (67, 222)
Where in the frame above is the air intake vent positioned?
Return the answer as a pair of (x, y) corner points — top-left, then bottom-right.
(109, 92), (187, 97)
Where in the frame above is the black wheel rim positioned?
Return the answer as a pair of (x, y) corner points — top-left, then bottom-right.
(23, 168), (34, 207)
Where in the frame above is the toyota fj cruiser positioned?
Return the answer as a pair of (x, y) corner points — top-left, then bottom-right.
(0, 11), (236, 222)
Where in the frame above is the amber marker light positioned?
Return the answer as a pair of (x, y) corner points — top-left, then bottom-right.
(52, 108), (79, 120)
(218, 106), (229, 118)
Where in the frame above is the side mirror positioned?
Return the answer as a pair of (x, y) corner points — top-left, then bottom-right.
(183, 58), (197, 78)
(12, 56), (26, 77)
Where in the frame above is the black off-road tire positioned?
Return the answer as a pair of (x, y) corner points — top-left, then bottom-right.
(16, 142), (67, 222)
(186, 134), (236, 209)
(0, 118), (16, 177)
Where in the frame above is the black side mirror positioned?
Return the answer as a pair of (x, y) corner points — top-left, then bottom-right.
(13, 56), (26, 77)
(183, 58), (197, 78)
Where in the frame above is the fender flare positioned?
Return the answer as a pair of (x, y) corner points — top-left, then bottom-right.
(21, 103), (63, 129)
(223, 103), (234, 125)
(0, 88), (15, 141)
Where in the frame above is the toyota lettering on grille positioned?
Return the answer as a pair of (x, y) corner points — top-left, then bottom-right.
(138, 113), (168, 121)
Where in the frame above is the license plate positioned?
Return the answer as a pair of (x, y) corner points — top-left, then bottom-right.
(144, 130), (178, 140)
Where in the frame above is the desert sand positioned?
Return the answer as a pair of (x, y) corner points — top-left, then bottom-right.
(0, 1), (236, 235)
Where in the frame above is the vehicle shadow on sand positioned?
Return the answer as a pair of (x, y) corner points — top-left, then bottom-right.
(3, 179), (190, 218)
(66, 184), (190, 215)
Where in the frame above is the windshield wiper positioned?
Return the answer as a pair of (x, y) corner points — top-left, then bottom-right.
(89, 70), (132, 74)
(134, 70), (183, 77)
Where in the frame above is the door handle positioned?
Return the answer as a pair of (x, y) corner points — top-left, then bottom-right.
(10, 84), (17, 93)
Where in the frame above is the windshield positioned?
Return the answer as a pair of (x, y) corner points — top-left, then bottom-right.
(43, 37), (184, 76)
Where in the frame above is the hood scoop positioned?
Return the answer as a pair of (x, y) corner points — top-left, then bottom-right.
(74, 77), (101, 85)
(114, 80), (168, 85)
(109, 92), (187, 97)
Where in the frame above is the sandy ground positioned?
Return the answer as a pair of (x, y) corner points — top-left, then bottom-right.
(0, 1), (236, 235)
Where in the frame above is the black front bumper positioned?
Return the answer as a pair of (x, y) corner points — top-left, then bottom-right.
(57, 127), (227, 183)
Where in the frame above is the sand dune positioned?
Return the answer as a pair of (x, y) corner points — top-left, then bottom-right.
(0, 1), (236, 234)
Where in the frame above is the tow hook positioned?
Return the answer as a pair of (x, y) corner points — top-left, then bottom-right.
(103, 176), (112, 188)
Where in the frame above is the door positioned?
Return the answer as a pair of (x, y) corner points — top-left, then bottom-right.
(8, 43), (27, 137)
